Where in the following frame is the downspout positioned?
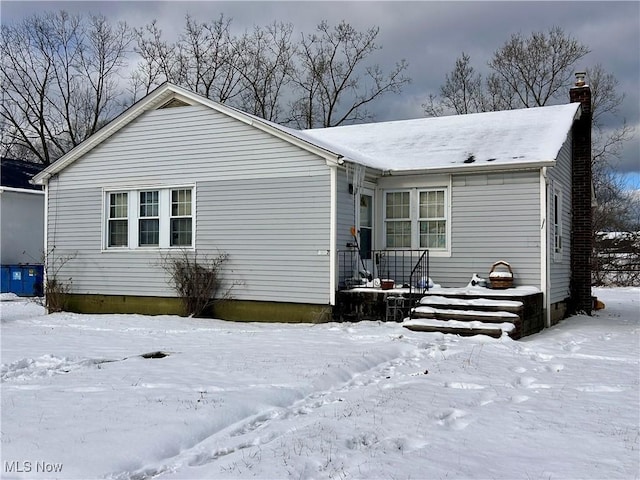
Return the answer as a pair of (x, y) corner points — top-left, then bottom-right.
(329, 165), (337, 305)
(540, 167), (551, 328)
(42, 181), (49, 303)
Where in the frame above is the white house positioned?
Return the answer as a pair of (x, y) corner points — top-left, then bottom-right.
(32, 78), (592, 327)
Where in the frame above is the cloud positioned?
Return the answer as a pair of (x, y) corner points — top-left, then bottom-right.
(2, 0), (638, 176)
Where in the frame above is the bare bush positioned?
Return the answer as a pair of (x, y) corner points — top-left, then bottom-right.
(42, 248), (77, 312)
(160, 250), (230, 317)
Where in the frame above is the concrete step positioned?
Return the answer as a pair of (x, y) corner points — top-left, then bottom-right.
(411, 305), (521, 324)
(403, 318), (515, 339)
(418, 295), (524, 314)
(405, 296), (523, 338)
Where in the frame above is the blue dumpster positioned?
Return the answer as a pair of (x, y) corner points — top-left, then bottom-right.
(0, 265), (44, 296)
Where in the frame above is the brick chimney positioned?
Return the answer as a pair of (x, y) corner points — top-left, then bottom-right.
(569, 71), (593, 315)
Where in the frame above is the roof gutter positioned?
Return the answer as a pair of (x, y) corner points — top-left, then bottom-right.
(380, 160), (557, 177)
(0, 186), (45, 195)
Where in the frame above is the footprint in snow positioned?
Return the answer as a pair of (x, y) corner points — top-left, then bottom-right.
(436, 409), (471, 430)
(515, 376), (538, 388)
(444, 382), (485, 390)
(561, 341), (582, 353)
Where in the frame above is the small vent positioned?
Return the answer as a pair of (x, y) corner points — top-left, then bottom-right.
(159, 98), (191, 109)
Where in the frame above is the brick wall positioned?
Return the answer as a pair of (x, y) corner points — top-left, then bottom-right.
(569, 83), (593, 314)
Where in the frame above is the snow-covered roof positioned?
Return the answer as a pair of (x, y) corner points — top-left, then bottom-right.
(298, 103), (581, 173)
(1, 158), (44, 190)
(32, 83), (581, 184)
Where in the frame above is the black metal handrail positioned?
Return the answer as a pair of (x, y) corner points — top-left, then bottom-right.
(409, 249), (430, 295)
(337, 249), (429, 291)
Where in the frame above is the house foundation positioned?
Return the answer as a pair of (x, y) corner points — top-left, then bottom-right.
(60, 293), (333, 323)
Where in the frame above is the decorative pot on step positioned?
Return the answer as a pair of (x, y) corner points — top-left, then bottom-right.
(380, 279), (395, 290)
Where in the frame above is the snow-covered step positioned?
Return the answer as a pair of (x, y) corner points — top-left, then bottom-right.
(418, 295), (523, 314)
(403, 318), (515, 339)
(410, 305), (521, 324)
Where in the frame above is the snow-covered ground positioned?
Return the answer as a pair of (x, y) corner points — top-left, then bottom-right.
(1, 287), (638, 479)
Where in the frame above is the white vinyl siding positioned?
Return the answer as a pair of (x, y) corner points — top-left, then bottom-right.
(441, 171), (540, 287)
(45, 104), (333, 305)
(546, 136), (573, 304)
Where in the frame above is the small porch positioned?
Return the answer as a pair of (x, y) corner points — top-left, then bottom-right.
(334, 250), (544, 339)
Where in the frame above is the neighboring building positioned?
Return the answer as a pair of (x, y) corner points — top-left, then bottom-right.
(1, 158), (45, 264)
(32, 76), (592, 326)
(1, 158), (45, 295)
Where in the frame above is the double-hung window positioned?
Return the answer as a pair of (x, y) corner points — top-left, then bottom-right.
(170, 189), (192, 247)
(385, 191), (411, 248)
(104, 186), (194, 249)
(108, 192), (129, 247)
(384, 188), (449, 252)
(139, 191), (159, 246)
(419, 190), (447, 249)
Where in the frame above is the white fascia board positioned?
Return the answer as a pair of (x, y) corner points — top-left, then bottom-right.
(0, 186), (45, 195)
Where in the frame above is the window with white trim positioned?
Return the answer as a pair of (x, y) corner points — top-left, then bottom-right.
(104, 187), (194, 249)
(108, 192), (128, 247)
(139, 191), (159, 246)
(385, 191), (411, 248)
(419, 190), (446, 249)
(384, 188), (449, 251)
(170, 189), (193, 247)
(553, 189), (563, 262)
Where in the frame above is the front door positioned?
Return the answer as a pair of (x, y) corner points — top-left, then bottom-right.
(358, 189), (374, 276)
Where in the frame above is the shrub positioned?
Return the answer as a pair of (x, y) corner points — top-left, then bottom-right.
(42, 248), (76, 313)
(161, 250), (229, 317)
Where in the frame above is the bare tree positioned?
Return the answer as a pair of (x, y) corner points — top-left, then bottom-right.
(131, 15), (244, 103)
(425, 27), (590, 116)
(233, 22), (297, 122)
(130, 20), (178, 99)
(290, 20), (410, 128)
(0, 11), (132, 165)
(423, 53), (485, 116)
(488, 27), (590, 108)
(588, 64), (636, 236)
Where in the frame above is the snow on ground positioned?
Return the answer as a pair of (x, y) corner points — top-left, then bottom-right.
(1, 288), (638, 479)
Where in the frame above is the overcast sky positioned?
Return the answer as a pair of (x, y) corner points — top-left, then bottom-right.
(2, 1), (639, 185)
